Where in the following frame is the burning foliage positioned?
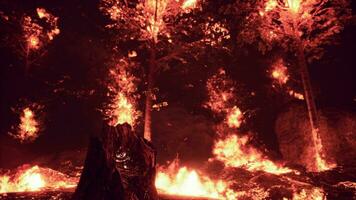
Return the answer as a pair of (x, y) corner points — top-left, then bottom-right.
(100, 0), (200, 42)
(8, 104), (43, 143)
(103, 58), (141, 127)
(270, 58), (289, 86)
(205, 69), (244, 129)
(268, 58), (305, 100)
(22, 8), (59, 54)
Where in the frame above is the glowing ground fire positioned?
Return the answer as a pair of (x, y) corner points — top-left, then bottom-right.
(155, 160), (237, 199)
(0, 165), (77, 193)
(212, 135), (293, 175)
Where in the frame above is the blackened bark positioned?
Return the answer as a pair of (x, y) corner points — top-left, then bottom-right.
(71, 137), (125, 200)
(72, 123), (158, 200)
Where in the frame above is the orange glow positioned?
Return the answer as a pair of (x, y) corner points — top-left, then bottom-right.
(105, 60), (140, 127)
(226, 106), (243, 128)
(292, 188), (326, 200)
(312, 129), (336, 172)
(288, 90), (305, 100)
(265, 0), (278, 12)
(23, 8), (59, 52)
(27, 35), (40, 49)
(205, 69), (236, 113)
(286, 0), (301, 13)
(155, 160), (236, 199)
(270, 59), (289, 85)
(0, 165), (77, 193)
(36, 8), (49, 19)
(205, 69), (244, 129)
(145, 0), (168, 42)
(109, 93), (138, 126)
(212, 135), (293, 175)
(181, 0), (197, 10)
(11, 107), (40, 143)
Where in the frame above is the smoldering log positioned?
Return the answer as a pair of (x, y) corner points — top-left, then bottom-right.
(72, 123), (158, 200)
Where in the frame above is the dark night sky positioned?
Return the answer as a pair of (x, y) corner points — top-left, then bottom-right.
(0, 0), (355, 169)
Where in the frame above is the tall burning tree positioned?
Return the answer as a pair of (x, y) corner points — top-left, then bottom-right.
(99, 0), (200, 140)
(237, 0), (351, 172)
(99, 0), (229, 141)
(14, 8), (60, 73)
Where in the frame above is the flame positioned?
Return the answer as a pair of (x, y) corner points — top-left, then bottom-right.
(212, 135), (293, 175)
(288, 90), (304, 100)
(0, 165), (77, 193)
(287, 0), (301, 13)
(181, 0), (197, 10)
(292, 188), (326, 200)
(311, 129), (336, 172)
(23, 8), (59, 51)
(265, 0), (278, 12)
(205, 69), (238, 114)
(11, 107), (40, 143)
(105, 59), (140, 127)
(226, 106), (243, 128)
(27, 35), (40, 49)
(155, 160), (236, 199)
(109, 93), (138, 126)
(270, 59), (289, 85)
(145, 0), (168, 42)
(36, 8), (49, 19)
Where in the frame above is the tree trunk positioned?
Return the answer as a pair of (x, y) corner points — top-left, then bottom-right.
(294, 34), (327, 171)
(144, 46), (156, 141)
(72, 123), (158, 200)
(296, 41), (319, 133)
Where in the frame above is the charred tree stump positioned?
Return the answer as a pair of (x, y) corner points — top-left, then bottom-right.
(72, 123), (158, 200)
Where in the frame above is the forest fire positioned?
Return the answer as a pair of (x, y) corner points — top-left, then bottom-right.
(0, 165), (77, 194)
(0, 0), (354, 199)
(212, 135), (293, 175)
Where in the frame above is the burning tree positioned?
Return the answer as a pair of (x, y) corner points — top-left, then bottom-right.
(8, 103), (44, 143)
(236, 0), (351, 172)
(99, 0), (230, 141)
(103, 57), (141, 128)
(3, 8), (60, 73)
